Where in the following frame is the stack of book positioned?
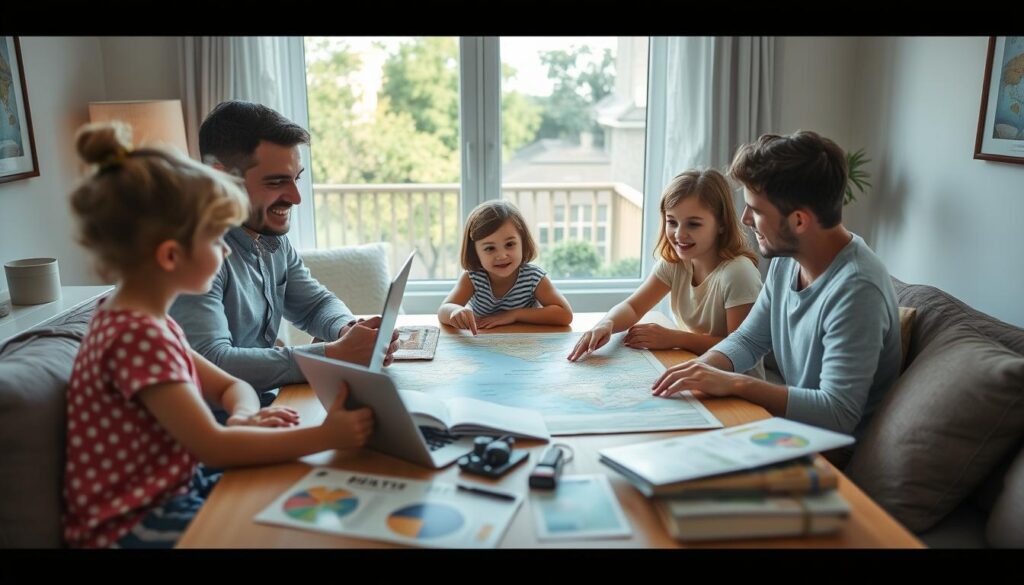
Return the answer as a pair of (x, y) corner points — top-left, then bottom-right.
(598, 417), (854, 543)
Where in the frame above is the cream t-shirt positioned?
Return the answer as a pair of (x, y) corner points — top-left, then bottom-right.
(653, 255), (765, 378)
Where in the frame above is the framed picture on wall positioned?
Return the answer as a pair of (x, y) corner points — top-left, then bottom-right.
(0, 36), (39, 184)
(975, 36), (1024, 165)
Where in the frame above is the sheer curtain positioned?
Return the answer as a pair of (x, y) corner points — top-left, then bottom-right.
(657, 36), (774, 193)
(646, 36), (775, 278)
(178, 36), (315, 251)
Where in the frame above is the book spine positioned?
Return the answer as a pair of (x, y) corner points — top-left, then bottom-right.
(655, 461), (838, 498)
(653, 499), (847, 542)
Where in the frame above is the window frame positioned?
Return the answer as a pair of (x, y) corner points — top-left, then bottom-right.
(300, 36), (671, 314)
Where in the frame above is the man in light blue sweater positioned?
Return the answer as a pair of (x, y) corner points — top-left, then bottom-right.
(653, 131), (900, 442)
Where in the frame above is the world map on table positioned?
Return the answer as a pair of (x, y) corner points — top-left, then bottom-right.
(385, 332), (722, 435)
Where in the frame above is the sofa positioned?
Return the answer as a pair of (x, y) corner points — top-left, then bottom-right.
(0, 298), (96, 547)
(2, 278), (1021, 548)
(843, 277), (1024, 548)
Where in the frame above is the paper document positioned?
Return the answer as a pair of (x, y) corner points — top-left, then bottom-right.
(255, 468), (522, 548)
(530, 475), (631, 540)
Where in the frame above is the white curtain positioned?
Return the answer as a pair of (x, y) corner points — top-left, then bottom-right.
(657, 36), (775, 188)
(652, 36), (775, 277)
(178, 36), (315, 251)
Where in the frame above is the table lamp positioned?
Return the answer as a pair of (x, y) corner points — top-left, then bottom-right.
(87, 99), (189, 158)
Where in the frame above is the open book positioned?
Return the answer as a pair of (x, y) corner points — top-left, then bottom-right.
(399, 389), (550, 441)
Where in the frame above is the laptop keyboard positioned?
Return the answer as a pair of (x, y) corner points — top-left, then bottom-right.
(419, 426), (460, 451)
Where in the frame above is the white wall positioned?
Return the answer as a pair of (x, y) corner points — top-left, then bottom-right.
(0, 37), (182, 293)
(99, 37), (181, 101)
(0, 37), (107, 290)
(848, 37), (1024, 327)
(775, 37), (859, 151)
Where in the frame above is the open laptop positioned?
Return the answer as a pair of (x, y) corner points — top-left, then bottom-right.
(367, 251), (415, 372)
(294, 350), (475, 469)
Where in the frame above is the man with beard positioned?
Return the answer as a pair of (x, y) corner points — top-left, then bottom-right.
(171, 101), (397, 414)
(651, 131), (900, 451)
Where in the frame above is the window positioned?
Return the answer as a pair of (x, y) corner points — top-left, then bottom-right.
(304, 36), (649, 286)
(304, 37), (462, 281)
(500, 37), (648, 280)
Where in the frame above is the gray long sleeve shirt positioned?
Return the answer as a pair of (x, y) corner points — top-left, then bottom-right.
(711, 234), (901, 437)
(170, 226), (354, 393)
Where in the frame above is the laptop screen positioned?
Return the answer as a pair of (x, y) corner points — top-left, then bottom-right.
(368, 251), (415, 371)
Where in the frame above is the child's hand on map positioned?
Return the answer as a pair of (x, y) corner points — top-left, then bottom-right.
(449, 306), (479, 335)
(567, 320), (614, 361)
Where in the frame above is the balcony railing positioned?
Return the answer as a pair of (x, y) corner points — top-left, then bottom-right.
(312, 182), (643, 280)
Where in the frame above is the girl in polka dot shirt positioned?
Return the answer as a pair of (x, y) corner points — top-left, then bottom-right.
(63, 122), (375, 548)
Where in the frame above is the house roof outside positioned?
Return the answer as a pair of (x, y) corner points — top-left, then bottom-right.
(594, 93), (647, 129)
(502, 138), (611, 183)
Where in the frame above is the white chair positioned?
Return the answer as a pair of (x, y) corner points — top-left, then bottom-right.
(282, 242), (393, 346)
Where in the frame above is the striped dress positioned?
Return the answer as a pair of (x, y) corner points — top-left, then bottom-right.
(467, 263), (546, 316)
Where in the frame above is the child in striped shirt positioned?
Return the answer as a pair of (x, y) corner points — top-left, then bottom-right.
(438, 200), (572, 333)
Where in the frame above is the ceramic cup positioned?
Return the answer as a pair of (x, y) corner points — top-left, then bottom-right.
(4, 258), (61, 305)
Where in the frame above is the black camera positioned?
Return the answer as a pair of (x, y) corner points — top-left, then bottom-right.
(457, 435), (529, 479)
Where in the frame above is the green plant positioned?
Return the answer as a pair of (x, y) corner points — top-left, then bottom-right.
(540, 240), (602, 278)
(845, 148), (872, 205)
(598, 257), (641, 278)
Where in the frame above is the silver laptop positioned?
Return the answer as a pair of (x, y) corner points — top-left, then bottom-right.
(295, 350), (475, 468)
(368, 251), (415, 372)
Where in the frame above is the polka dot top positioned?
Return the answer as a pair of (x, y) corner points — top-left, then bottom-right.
(62, 303), (200, 548)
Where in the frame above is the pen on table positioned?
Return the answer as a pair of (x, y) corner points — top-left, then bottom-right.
(456, 483), (517, 502)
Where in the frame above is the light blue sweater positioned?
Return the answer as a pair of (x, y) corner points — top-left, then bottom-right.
(170, 227), (354, 393)
(712, 234), (901, 436)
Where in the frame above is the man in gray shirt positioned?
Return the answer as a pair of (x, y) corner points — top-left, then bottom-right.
(170, 101), (398, 406)
(652, 131), (900, 443)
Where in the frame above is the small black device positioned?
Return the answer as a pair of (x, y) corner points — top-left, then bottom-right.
(458, 435), (529, 479)
(529, 444), (568, 489)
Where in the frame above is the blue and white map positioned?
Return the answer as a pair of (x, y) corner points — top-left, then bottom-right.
(386, 332), (722, 435)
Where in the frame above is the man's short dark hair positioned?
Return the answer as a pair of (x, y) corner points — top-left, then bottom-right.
(729, 130), (847, 228)
(198, 100), (310, 174)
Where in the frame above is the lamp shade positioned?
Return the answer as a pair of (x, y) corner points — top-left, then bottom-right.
(88, 100), (189, 157)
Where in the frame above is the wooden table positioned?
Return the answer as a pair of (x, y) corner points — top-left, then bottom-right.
(178, 312), (922, 548)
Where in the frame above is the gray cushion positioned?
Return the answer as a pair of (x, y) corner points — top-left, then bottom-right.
(892, 277), (1024, 362)
(0, 302), (94, 547)
(986, 445), (1024, 547)
(845, 322), (1024, 533)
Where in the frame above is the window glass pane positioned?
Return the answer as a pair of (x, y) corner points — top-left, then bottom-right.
(305, 37), (462, 280)
(500, 36), (647, 280)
